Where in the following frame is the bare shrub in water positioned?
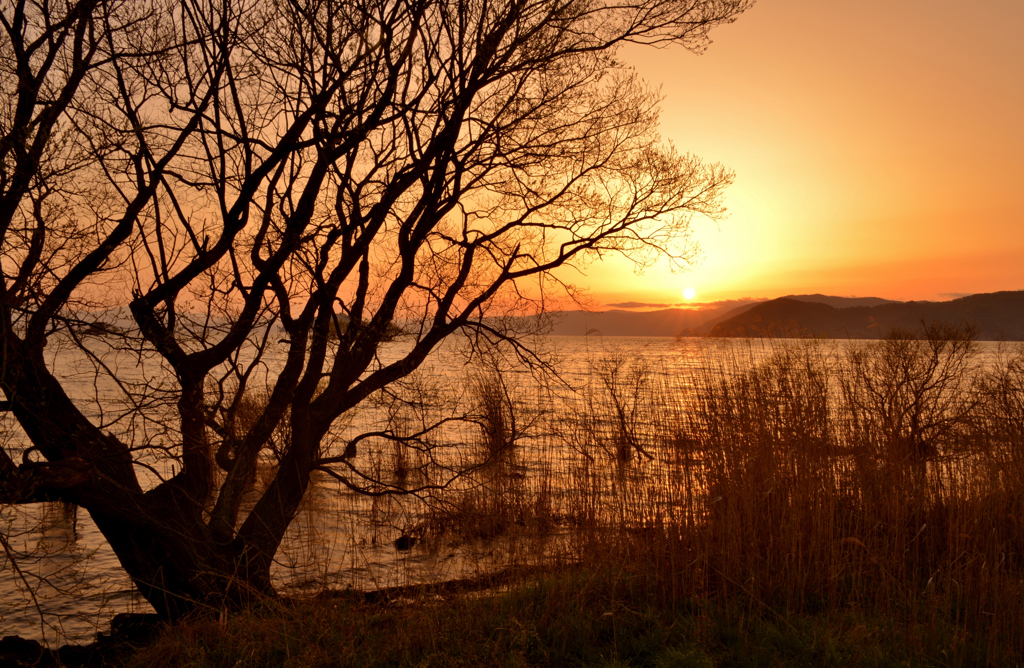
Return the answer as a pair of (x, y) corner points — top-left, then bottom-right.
(471, 369), (521, 463)
(840, 322), (980, 465)
(598, 357), (659, 463)
(420, 366), (553, 545)
(975, 345), (1024, 477)
(560, 355), (660, 465)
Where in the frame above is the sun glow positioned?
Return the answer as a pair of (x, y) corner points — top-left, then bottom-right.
(683, 287), (696, 300)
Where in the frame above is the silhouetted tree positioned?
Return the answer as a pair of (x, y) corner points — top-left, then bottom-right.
(0, 0), (745, 617)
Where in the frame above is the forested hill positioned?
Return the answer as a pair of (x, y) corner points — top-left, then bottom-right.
(703, 290), (1024, 340)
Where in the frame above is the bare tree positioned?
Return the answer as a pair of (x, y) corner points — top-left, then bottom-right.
(0, 0), (746, 617)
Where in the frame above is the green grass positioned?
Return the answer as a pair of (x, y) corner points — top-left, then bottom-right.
(125, 566), (1009, 667)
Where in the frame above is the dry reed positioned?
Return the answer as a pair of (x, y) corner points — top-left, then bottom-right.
(536, 328), (1024, 662)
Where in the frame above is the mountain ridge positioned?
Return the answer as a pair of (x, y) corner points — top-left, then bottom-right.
(704, 290), (1024, 341)
(536, 291), (1024, 340)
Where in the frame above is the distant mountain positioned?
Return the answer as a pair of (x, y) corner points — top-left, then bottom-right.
(541, 299), (760, 337)
(691, 294), (896, 334)
(704, 291), (1024, 341)
(781, 294), (897, 309)
(690, 302), (760, 332)
(534, 295), (885, 337)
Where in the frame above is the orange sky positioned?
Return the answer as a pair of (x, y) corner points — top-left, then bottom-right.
(575, 0), (1024, 308)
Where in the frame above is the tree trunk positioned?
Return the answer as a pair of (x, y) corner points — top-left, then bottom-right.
(85, 488), (277, 619)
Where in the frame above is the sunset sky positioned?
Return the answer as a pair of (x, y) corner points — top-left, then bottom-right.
(577, 0), (1023, 308)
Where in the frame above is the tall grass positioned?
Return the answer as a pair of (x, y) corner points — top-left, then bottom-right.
(132, 328), (1024, 665)
(546, 328), (1024, 662)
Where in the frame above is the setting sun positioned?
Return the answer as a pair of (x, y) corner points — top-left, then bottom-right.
(683, 287), (696, 300)
(593, 0), (1024, 307)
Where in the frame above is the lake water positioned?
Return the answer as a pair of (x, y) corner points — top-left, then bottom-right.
(0, 335), (1011, 646)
